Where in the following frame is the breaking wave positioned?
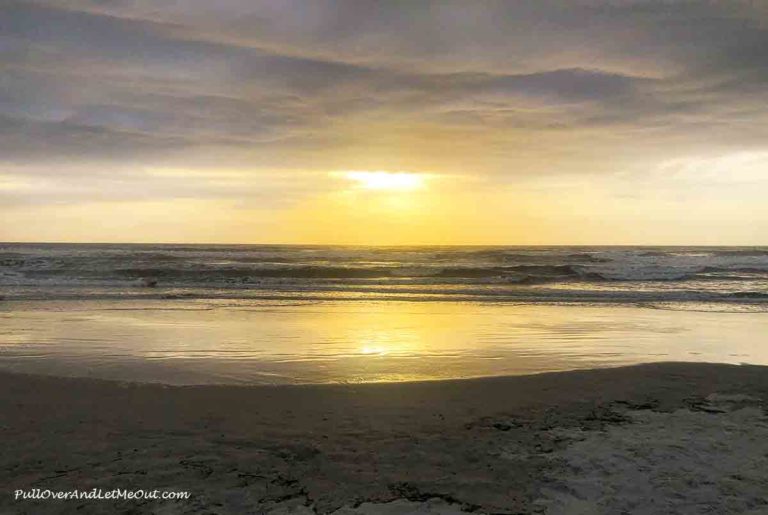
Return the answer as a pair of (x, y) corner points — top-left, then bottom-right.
(2, 243), (768, 305)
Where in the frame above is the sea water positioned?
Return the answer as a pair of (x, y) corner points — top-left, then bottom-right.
(1, 244), (767, 383)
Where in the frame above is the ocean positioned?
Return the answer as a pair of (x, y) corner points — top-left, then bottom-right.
(2, 243), (768, 308)
(1, 244), (767, 384)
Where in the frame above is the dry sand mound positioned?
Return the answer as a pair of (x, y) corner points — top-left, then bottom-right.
(537, 394), (768, 515)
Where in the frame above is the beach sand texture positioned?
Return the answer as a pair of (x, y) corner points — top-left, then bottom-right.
(3, 362), (768, 514)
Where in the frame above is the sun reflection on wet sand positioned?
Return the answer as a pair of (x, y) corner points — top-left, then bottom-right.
(0, 300), (767, 384)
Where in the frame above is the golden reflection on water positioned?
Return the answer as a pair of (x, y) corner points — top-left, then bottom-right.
(1, 300), (767, 384)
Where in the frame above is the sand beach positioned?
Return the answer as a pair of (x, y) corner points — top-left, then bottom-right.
(3, 362), (768, 514)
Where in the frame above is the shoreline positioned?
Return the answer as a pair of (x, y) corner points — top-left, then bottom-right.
(4, 300), (767, 386)
(3, 362), (768, 513)
(3, 293), (768, 307)
(0, 358), (761, 389)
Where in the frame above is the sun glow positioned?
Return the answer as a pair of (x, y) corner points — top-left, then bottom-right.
(340, 171), (427, 191)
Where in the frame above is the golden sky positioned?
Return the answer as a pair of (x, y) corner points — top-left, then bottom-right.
(2, 1), (768, 244)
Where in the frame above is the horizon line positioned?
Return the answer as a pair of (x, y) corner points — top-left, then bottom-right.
(1, 241), (767, 248)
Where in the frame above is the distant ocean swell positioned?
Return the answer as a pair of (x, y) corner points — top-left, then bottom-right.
(1, 244), (768, 308)
(5, 262), (768, 283)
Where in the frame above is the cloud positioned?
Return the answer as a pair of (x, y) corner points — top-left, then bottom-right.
(1, 0), (768, 198)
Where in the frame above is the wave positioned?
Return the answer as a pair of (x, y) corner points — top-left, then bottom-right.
(4, 285), (768, 309)
(699, 266), (768, 274)
(112, 266), (394, 280)
(428, 250), (539, 262)
(0, 258), (27, 267)
(3, 245), (768, 305)
(432, 264), (580, 278)
(726, 291), (768, 299)
(711, 249), (768, 257)
(6, 263), (763, 284)
(107, 264), (585, 282)
(571, 268), (704, 282)
(426, 250), (608, 263)
(565, 253), (612, 263)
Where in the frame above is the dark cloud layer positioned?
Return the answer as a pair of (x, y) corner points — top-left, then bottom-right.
(2, 0), (768, 181)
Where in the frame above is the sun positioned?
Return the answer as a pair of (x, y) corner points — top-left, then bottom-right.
(339, 171), (426, 191)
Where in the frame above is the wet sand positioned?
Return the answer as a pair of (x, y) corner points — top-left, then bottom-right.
(4, 300), (768, 386)
(2, 362), (768, 514)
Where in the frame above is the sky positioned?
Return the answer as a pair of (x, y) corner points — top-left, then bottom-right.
(2, 0), (768, 245)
